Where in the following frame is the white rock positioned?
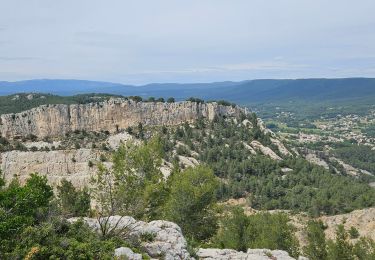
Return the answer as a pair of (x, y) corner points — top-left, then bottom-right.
(305, 153), (329, 170)
(68, 216), (191, 260)
(242, 119), (253, 128)
(250, 141), (282, 161)
(198, 248), (297, 260)
(178, 155), (199, 167)
(1, 149), (108, 187)
(242, 142), (256, 155)
(271, 138), (292, 156)
(107, 132), (136, 150)
(0, 100), (246, 139)
(114, 247), (142, 260)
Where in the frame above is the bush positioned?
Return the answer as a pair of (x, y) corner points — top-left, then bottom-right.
(303, 220), (327, 260)
(213, 208), (300, 257)
(327, 225), (353, 259)
(129, 96), (143, 102)
(7, 219), (121, 259)
(165, 165), (219, 241)
(100, 154), (107, 162)
(0, 174), (53, 255)
(57, 179), (91, 217)
(30, 146), (38, 152)
(88, 160), (94, 168)
(349, 226), (360, 239)
(186, 97), (204, 103)
(0, 136), (9, 145)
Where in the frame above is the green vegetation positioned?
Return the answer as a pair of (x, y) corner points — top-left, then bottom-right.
(91, 137), (167, 221)
(158, 114), (375, 216)
(303, 220), (328, 260)
(8, 219), (122, 259)
(362, 124), (375, 138)
(1, 131), (375, 258)
(0, 174), (132, 259)
(213, 207), (299, 257)
(0, 93), (177, 116)
(91, 138), (219, 241)
(1, 94), (375, 258)
(186, 97), (204, 103)
(167, 97), (175, 103)
(0, 93), (121, 115)
(332, 143), (375, 173)
(0, 174), (53, 254)
(165, 165), (219, 241)
(304, 221), (375, 260)
(254, 97), (375, 123)
(57, 179), (91, 217)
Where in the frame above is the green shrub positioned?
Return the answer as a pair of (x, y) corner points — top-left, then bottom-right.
(349, 226), (360, 239)
(165, 165), (219, 241)
(213, 208), (300, 257)
(57, 179), (90, 217)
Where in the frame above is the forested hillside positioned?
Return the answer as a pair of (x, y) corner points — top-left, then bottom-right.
(1, 78), (375, 104)
(1, 97), (375, 259)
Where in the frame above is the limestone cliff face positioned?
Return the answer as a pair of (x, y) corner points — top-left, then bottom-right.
(0, 99), (245, 139)
(1, 149), (105, 187)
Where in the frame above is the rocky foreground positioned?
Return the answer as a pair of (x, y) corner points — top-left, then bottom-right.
(68, 215), (306, 260)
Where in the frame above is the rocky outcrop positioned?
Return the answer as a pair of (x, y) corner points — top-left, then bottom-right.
(68, 216), (191, 260)
(0, 99), (245, 139)
(305, 152), (329, 170)
(242, 141), (257, 155)
(106, 132), (137, 150)
(197, 248), (299, 260)
(271, 138), (292, 157)
(69, 215), (307, 260)
(257, 118), (275, 137)
(330, 157), (372, 176)
(0, 149), (105, 186)
(251, 140), (282, 161)
(320, 207), (375, 241)
(114, 247), (142, 259)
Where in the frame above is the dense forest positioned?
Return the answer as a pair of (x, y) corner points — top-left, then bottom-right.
(156, 114), (375, 216)
(332, 143), (375, 173)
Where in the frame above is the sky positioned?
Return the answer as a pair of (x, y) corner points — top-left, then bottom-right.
(0, 0), (375, 85)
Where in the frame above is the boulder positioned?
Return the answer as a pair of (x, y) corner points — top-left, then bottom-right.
(68, 216), (191, 260)
(114, 247), (142, 260)
(197, 248), (297, 260)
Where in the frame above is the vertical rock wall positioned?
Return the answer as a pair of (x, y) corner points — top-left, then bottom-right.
(0, 99), (245, 139)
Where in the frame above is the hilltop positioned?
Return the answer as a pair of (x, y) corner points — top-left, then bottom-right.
(1, 78), (375, 104)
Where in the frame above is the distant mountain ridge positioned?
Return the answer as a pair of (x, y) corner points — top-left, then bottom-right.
(1, 78), (375, 105)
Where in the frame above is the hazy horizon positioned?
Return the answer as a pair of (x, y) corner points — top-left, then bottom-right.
(3, 77), (375, 87)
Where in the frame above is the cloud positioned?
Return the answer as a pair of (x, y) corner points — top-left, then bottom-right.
(0, 0), (374, 83)
(213, 61), (310, 72)
(131, 61), (310, 76)
(0, 56), (39, 61)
